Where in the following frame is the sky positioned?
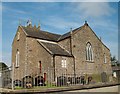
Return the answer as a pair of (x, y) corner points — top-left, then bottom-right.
(0, 1), (119, 67)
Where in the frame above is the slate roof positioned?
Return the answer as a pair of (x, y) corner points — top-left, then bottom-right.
(20, 24), (109, 51)
(112, 66), (120, 71)
(21, 26), (61, 42)
(21, 26), (81, 42)
(58, 27), (80, 41)
(37, 41), (72, 57)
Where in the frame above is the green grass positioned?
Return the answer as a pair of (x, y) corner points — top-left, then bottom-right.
(15, 86), (23, 89)
(33, 82), (60, 89)
(91, 74), (102, 82)
(14, 83), (60, 90)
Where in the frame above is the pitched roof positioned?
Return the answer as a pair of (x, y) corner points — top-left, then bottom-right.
(37, 40), (72, 57)
(57, 27), (81, 41)
(20, 24), (109, 51)
(21, 26), (61, 42)
(21, 25), (81, 42)
(112, 66), (120, 71)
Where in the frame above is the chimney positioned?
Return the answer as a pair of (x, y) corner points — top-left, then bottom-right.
(34, 25), (36, 29)
(37, 24), (40, 30)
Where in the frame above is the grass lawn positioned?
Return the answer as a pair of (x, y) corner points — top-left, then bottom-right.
(14, 84), (66, 90)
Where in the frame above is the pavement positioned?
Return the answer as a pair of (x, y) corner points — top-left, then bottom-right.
(67, 85), (119, 92)
(0, 88), (17, 93)
(0, 83), (120, 93)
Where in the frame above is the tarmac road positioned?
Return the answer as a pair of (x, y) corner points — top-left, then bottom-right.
(0, 85), (119, 94)
(67, 85), (120, 93)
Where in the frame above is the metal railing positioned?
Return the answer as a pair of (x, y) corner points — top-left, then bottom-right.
(0, 67), (12, 88)
(0, 67), (119, 90)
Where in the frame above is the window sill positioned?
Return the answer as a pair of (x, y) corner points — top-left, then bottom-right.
(86, 60), (94, 63)
(15, 66), (19, 68)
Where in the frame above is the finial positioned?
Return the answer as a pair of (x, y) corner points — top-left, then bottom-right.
(84, 20), (88, 26)
(34, 25), (36, 29)
(38, 20), (40, 26)
(27, 19), (32, 27)
(70, 27), (72, 35)
(37, 20), (40, 30)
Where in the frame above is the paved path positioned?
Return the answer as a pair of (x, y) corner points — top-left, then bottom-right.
(0, 88), (14, 93)
(67, 85), (120, 92)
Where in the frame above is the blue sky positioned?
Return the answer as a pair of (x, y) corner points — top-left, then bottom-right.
(1, 2), (118, 66)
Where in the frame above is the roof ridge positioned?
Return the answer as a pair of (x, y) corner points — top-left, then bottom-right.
(21, 25), (61, 36)
(57, 27), (81, 41)
(21, 25), (61, 42)
(58, 43), (72, 56)
(37, 40), (72, 57)
(37, 40), (54, 55)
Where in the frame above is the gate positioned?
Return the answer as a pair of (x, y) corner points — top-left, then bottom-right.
(57, 76), (67, 86)
(101, 72), (107, 83)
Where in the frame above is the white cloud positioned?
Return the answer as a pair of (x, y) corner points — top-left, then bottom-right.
(75, 2), (115, 18)
(71, 2), (118, 59)
(43, 16), (81, 30)
(2, 4), (27, 14)
(90, 19), (118, 36)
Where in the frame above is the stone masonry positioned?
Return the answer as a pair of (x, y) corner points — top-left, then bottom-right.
(12, 21), (113, 86)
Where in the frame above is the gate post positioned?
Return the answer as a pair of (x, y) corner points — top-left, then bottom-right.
(12, 63), (14, 90)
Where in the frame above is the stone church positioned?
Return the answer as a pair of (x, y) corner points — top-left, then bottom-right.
(12, 21), (113, 86)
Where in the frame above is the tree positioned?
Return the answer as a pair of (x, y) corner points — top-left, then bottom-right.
(111, 56), (119, 66)
(0, 62), (8, 71)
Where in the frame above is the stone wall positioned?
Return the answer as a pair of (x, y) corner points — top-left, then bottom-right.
(12, 26), (54, 82)
(57, 24), (112, 78)
(26, 38), (53, 81)
(12, 26), (27, 80)
(55, 56), (74, 77)
(70, 24), (112, 82)
(58, 38), (71, 53)
(12, 24), (113, 84)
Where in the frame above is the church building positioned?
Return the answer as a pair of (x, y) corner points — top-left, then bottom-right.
(12, 21), (113, 86)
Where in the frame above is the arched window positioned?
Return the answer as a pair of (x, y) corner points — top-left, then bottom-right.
(17, 32), (20, 41)
(104, 53), (107, 63)
(86, 42), (93, 61)
(16, 50), (20, 67)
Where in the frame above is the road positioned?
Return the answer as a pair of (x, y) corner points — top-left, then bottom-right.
(67, 85), (120, 92)
(0, 85), (119, 93)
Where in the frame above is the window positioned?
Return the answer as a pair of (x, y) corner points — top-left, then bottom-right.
(61, 58), (67, 68)
(17, 32), (20, 41)
(16, 50), (20, 67)
(86, 42), (93, 61)
(104, 54), (107, 63)
(113, 72), (117, 78)
(38, 61), (42, 73)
